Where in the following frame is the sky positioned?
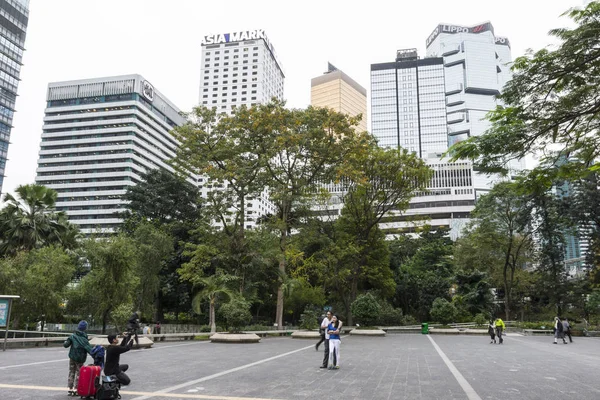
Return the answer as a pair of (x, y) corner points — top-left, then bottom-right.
(1, 0), (584, 197)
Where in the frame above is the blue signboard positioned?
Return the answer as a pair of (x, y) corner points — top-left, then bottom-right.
(0, 299), (9, 328)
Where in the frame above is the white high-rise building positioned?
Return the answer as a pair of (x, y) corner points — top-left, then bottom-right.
(425, 22), (523, 195)
(200, 29), (284, 114)
(199, 30), (284, 229)
(35, 75), (187, 234)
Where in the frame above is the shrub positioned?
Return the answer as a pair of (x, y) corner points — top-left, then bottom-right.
(429, 298), (457, 324)
(219, 298), (252, 333)
(299, 305), (320, 330)
(351, 293), (382, 326)
(474, 313), (489, 326)
(377, 302), (404, 326)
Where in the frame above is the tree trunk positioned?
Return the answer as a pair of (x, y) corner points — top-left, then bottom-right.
(275, 264), (284, 330)
(275, 204), (289, 331)
(101, 308), (111, 334)
(210, 300), (216, 334)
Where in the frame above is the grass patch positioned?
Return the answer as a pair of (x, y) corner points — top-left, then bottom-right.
(193, 335), (211, 340)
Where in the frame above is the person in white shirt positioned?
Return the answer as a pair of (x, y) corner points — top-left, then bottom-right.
(320, 311), (335, 368)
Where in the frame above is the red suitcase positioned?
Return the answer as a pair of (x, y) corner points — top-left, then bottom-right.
(77, 365), (102, 398)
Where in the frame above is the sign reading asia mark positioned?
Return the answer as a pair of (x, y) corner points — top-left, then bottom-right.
(426, 22), (495, 47)
(201, 29), (269, 46)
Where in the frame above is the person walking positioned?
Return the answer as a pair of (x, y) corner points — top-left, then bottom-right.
(315, 314), (325, 351)
(63, 320), (93, 396)
(554, 317), (567, 344)
(562, 317), (573, 343)
(494, 318), (505, 344)
(327, 316), (342, 369)
(319, 311), (333, 368)
(488, 320), (496, 344)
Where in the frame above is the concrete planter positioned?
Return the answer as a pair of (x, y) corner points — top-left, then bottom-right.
(349, 329), (386, 337)
(291, 330), (321, 339)
(429, 328), (460, 334)
(210, 333), (261, 343)
(89, 336), (154, 349)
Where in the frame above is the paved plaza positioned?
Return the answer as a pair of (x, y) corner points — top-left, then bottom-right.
(1, 334), (599, 400)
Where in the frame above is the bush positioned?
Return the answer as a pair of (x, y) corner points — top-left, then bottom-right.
(429, 298), (457, 324)
(351, 293), (382, 326)
(299, 305), (320, 330)
(219, 299), (252, 333)
(474, 313), (489, 326)
(402, 314), (418, 326)
(377, 302), (404, 326)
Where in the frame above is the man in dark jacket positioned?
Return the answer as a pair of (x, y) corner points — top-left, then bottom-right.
(105, 333), (134, 385)
(64, 320), (93, 396)
(553, 316), (567, 344)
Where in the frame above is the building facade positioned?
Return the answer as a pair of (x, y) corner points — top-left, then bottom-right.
(35, 75), (186, 234)
(370, 49), (446, 157)
(0, 0), (29, 194)
(199, 30), (283, 229)
(200, 29), (284, 113)
(311, 63), (367, 132)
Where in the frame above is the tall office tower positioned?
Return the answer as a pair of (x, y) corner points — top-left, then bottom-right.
(371, 49), (447, 158)
(370, 50), (475, 238)
(35, 75), (187, 235)
(200, 29), (284, 113)
(199, 30), (283, 229)
(0, 0), (29, 194)
(425, 22), (522, 192)
(311, 63), (367, 132)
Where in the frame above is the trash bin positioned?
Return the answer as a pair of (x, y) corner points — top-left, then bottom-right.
(421, 322), (429, 334)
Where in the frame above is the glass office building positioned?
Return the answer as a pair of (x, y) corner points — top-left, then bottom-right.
(371, 49), (447, 158)
(0, 0), (29, 194)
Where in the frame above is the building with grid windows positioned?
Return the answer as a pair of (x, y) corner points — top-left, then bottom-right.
(311, 63), (367, 133)
(200, 29), (284, 113)
(35, 75), (187, 234)
(0, 0), (29, 194)
(370, 49), (446, 157)
(199, 30), (282, 229)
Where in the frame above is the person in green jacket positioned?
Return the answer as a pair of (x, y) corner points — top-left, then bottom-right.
(64, 320), (93, 396)
(494, 318), (506, 344)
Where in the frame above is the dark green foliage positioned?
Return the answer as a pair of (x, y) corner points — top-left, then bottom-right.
(430, 298), (457, 325)
(351, 293), (382, 326)
(299, 305), (320, 330)
(220, 298), (252, 333)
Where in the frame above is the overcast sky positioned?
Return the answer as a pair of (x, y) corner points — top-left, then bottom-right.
(1, 0), (584, 197)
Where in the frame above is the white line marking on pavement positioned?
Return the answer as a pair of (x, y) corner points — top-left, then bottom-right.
(426, 335), (482, 400)
(131, 343), (317, 400)
(0, 358), (66, 370)
(0, 383), (280, 400)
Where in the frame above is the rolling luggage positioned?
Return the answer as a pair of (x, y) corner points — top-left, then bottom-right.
(77, 365), (101, 398)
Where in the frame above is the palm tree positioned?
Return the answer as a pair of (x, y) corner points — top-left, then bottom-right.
(192, 273), (236, 334)
(0, 184), (79, 255)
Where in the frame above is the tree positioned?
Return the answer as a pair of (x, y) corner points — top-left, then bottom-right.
(75, 236), (138, 333)
(252, 100), (370, 329)
(220, 298), (252, 333)
(0, 184), (79, 256)
(430, 298), (457, 324)
(448, 2), (600, 180)
(469, 181), (535, 320)
(190, 273), (237, 333)
(0, 246), (76, 328)
(454, 270), (493, 316)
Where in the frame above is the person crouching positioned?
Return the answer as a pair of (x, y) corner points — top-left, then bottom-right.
(105, 333), (134, 385)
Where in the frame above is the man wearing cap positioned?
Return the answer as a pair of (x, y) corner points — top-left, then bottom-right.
(105, 333), (134, 385)
(63, 320), (93, 396)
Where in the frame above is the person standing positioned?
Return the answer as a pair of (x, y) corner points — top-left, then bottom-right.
(63, 320), (93, 396)
(319, 311), (333, 368)
(494, 318), (505, 344)
(562, 318), (573, 343)
(554, 317), (567, 344)
(327, 316), (342, 369)
(105, 333), (134, 386)
(154, 321), (161, 334)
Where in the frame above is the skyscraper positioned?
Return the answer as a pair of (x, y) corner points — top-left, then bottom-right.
(35, 75), (187, 234)
(425, 22), (522, 191)
(200, 29), (284, 113)
(311, 63), (367, 132)
(0, 0), (29, 194)
(371, 49), (446, 158)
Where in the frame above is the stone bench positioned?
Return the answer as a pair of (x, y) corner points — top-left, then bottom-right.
(291, 331), (320, 339)
(350, 329), (386, 336)
(210, 333), (261, 343)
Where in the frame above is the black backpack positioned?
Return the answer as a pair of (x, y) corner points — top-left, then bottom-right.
(95, 375), (120, 400)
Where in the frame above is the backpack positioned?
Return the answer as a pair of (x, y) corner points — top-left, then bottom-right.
(95, 375), (120, 400)
(90, 345), (105, 369)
